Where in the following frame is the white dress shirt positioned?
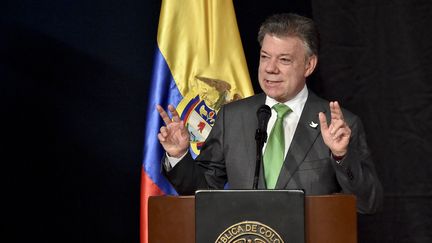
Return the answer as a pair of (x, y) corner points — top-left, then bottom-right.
(263, 85), (308, 158)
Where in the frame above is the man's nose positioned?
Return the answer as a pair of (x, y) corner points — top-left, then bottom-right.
(265, 59), (279, 73)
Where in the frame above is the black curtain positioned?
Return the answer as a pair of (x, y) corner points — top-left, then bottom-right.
(1, 1), (158, 242)
(2, 0), (431, 242)
(312, 1), (432, 242)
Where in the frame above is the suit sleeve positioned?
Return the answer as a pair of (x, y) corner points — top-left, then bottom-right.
(163, 106), (228, 195)
(332, 116), (384, 214)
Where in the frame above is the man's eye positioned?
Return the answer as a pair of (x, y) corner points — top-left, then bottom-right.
(280, 58), (291, 64)
(260, 55), (269, 59)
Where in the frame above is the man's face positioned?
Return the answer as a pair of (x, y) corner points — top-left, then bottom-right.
(258, 34), (317, 103)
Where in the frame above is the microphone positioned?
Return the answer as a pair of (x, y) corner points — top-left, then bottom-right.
(256, 105), (271, 143)
(253, 105), (271, 189)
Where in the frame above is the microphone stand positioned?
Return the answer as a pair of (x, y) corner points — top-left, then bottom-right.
(253, 128), (267, 189)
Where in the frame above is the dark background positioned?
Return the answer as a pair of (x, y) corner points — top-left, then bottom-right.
(2, 0), (431, 242)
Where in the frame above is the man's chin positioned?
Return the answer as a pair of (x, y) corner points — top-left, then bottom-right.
(267, 93), (289, 103)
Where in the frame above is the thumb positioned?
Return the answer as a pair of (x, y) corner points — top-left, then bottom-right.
(318, 112), (329, 131)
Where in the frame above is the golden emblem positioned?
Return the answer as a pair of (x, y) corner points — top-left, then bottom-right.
(177, 75), (243, 156)
(215, 221), (284, 243)
(195, 75), (242, 111)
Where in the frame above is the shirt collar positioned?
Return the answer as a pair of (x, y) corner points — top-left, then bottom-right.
(265, 85), (308, 117)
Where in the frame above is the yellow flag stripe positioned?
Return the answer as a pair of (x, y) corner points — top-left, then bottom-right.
(157, 0), (254, 99)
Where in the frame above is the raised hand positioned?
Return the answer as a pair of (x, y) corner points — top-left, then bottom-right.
(156, 104), (190, 158)
(318, 101), (351, 157)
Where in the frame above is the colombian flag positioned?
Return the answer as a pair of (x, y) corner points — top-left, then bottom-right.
(140, 0), (254, 242)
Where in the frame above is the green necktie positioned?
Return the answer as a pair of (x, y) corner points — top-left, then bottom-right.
(264, 103), (292, 189)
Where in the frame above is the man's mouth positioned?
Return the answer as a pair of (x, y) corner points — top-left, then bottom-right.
(265, 79), (282, 84)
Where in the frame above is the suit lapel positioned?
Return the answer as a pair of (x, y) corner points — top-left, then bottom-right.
(275, 92), (326, 189)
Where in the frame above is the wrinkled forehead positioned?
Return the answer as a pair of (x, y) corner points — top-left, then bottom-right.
(263, 33), (311, 53)
(261, 34), (310, 56)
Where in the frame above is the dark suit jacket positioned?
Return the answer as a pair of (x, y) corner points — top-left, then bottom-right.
(165, 91), (383, 214)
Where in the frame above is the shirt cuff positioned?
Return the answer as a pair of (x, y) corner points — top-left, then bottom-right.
(331, 153), (346, 164)
(164, 151), (188, 171)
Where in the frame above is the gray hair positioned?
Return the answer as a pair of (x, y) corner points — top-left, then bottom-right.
(257, 13), (319, 57)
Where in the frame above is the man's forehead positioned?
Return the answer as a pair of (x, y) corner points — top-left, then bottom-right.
(261, 35), (305, 55)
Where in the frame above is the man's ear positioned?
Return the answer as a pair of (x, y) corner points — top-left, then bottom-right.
(304, 55), (318, 78)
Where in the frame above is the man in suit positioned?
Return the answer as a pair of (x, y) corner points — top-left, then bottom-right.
(157, 13), (383, 214)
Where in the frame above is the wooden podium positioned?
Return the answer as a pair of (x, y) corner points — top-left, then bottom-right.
(148, 194), (357, 243)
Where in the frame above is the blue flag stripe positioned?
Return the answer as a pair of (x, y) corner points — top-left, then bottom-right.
(142, 47), (181, 195)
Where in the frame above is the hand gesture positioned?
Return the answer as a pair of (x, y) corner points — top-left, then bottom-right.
(156, 104), (190, 158)
(318, 101), (351, 157)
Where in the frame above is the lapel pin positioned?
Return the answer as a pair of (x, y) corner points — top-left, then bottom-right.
(309, 121), (318, 129)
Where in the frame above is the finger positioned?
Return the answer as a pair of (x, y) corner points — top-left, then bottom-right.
(330, 101), (344, 120)
(179, 121), (189, 137)
(156, 104), (172, 125)
(332, 127), (347, 140)
(318, 112), (328, 131)
(333, 122), (351, 139)
(330, 119), (345, 135)
(160, 126), (168, 137)
(168, 104), (182, 122)
(334, 101), (345, 120)
(157, 132), (166, 142)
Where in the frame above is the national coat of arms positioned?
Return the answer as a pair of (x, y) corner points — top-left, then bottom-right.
(177, 76), (242, 157)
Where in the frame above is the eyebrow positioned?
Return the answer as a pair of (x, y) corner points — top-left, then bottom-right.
(260, 50), (293, 58)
